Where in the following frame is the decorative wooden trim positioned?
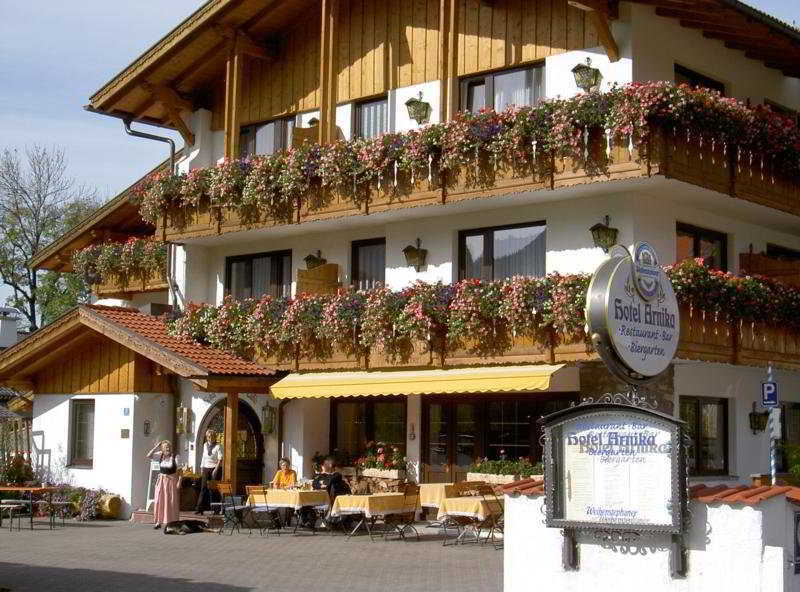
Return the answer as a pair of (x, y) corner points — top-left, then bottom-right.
(212, 26), (274, 61)
(318, 0), (339, 145)
(568, 0), (620, 62)
(439, 0), (459, 122)
(142, 82), (195, 146)
(223, 39), (244, 159)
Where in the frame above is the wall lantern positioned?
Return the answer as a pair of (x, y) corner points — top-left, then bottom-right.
(590, 215), (619, 253)
(749, 402), (769, 434)
(304, 250), (327, 269)
(403, 238), (428, 272)
(572, 57), (602, 93)
(405, 92), (432, 125)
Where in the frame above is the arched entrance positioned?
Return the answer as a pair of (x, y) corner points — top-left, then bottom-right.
(198, 400), (265, 493)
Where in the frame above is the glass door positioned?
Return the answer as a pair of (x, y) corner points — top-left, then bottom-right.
(425, 403), (451, 483)
(453, 403), (480, 482)
(423, 401), (481, 483)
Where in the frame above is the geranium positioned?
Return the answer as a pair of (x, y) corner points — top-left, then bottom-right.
(498, 275), (554, 342)
(208, 159), (250, 206)
(448, 279), (511, 356)
(135, 170), (183, 224)
(278, 293), (331, 362)
(546, 273), (591, 341)
(71, 238), (167, 284)
(396, 282), (454, 359)
(360, 287), (413, 362)
(180, 168), (211, 208)
(320, 288), (367, 358)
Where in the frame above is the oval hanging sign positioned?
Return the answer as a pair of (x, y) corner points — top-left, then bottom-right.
(586, 242), (679, 384)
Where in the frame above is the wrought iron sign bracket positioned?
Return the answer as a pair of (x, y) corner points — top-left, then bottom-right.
(562, 528), (579, 570)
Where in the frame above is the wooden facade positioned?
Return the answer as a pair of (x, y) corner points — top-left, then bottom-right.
(210, 0), (600, 129)
(34, 337), (171, 395)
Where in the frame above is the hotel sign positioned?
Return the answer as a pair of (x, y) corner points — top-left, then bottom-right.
(586, 242), (680, 385)
(541, 404), (687, 534)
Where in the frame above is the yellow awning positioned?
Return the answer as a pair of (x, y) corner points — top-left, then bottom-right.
(270, 364), (578, 399)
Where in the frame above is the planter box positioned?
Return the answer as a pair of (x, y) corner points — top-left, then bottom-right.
(467, 472), (527, 485)
(362, 468), (406, 479)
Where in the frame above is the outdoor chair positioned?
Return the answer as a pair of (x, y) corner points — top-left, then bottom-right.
(440, 481), (486, 547)
(216, 481), (247, 535)
(475, 484), (504, 549)
(0, 502), (24, 532)
(245, 486), (281, 537)
(383, 483), (421, 542)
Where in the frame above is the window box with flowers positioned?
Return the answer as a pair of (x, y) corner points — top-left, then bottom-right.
(358, 442), (407, 480)
(467, 458), (543, 485)
(72, 238), (168, 295)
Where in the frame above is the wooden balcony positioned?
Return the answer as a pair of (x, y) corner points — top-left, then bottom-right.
(251, 305), (800, 372)
(156, 124), (800, 242)
(94, 267), (169, 298)
(740, 253), (800, 287)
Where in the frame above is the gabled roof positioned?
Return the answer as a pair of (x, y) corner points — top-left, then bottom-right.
(0, 305), (274, 393)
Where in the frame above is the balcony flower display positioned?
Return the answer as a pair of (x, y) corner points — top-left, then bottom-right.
(132, 83), (800, 225)
(357, 442), (407, 479)
(71, 238), (167, 285)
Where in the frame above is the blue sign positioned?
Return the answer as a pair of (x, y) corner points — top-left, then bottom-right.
(762, 382), (779, 407)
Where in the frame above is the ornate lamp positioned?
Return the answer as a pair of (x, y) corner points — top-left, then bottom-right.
(405, 92), (432, 125)
(402, 238), (428, 272)
(572, 57), (602, 93)
(749, 402), (769, 434)
(304, 250), (326, 269)
(590, 215), (619, 253)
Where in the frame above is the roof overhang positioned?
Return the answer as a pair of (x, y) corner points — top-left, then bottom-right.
(0, 306), (276, 393)
(269, 364), (579, 399)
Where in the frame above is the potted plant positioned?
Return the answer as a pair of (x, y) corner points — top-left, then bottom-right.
(359, 442), (407, 479)
(467, 456), (543, 485)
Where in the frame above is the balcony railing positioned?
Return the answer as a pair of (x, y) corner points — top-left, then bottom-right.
(94, 267), (169, 298)
(155, 123), (800, 242)
(740, 252), (800, 287)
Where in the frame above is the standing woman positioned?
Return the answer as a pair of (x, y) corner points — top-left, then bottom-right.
(195, 429), (223, 515)
(146, 440), (181, 530)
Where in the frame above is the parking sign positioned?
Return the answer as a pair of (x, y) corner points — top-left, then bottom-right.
(762, 382), (778, 407)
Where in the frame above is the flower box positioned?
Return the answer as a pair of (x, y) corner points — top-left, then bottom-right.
(467, 472), (523, 485)
(362, 468), (406, 479)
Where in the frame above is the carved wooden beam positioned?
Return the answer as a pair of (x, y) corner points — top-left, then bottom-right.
(213, 26), (274, 60)
(142, 82), (196, 146)
(568, 0), (620, 62)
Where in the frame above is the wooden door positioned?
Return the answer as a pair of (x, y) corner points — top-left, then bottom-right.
(422, 400), (481, 483)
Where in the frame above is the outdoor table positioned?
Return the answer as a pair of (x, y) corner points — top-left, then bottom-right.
(418, 483), (455, 509)
(436, 495), (503, 521)
(246, 488), (329, 510)
(0, 486), (57, 531)
(330, 492), (418, 538)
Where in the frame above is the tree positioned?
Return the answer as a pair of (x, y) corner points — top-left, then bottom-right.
(0, 146), (98, 330)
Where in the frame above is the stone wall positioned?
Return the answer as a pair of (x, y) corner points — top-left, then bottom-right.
(578, 362), (675, 416)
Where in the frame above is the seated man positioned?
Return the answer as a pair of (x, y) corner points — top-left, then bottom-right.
(308, 456), (352, 529)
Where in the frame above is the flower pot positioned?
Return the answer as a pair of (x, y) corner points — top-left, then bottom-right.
(467, 472), (523, 485)
(362, 468), (406, 479)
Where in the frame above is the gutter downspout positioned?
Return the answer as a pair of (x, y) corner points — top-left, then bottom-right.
(122, 119), (180, 311)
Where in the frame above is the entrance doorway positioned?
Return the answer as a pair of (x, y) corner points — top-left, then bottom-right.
(198, 400), (264, 493)
(421, 396), (576, 483)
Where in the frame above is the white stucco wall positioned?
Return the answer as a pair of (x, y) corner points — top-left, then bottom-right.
(505, 494), (798, 592)
(281, 398), (330, 480)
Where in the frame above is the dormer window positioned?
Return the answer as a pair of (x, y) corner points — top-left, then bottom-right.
(240, 115), (296, 158)
(460, 64), (545, 113)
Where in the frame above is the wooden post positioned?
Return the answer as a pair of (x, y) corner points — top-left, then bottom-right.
(319, 0), (339, 144)
(439, 0), (459, 122)
(223, 392), (239, 492)
(223, 39), (244, 159)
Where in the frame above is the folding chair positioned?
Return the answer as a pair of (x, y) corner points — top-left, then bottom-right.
(475, 484), (504, 549)
(384, 483), (421, 541)
(440, 481), (485, 547)
(216, 481), (247, 535)
(0, 503), (24, 532)
(245, 486), (282, 537)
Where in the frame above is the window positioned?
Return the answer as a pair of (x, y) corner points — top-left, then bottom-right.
(766, 243), (800, 262)
(676, 223), (727, 271)
(780, 403), (800, 472)
(459, 222), (546, 281)
(332, 398), (406, 460)
(240, 115), (296, 157)
(225, 250), (292, 300)
(351, 238), (385, 291)
(461, 65), (545, 113)
(354, 96), (388, 139)
(674, 64), (725, 95)
(679, 396), (729, 476)
(69, 400), (95, 467)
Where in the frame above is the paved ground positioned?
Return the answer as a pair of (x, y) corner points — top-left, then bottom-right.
(0, 519), (502, 592)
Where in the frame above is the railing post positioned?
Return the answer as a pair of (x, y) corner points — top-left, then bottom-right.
(728, 143), (738, 197)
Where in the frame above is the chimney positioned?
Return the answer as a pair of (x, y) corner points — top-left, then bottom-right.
(0, 308), (20, 349)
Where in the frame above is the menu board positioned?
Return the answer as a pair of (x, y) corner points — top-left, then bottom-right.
(558, 414), (674, 527)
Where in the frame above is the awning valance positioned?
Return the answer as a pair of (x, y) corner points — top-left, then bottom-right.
(269, 364), (578, 399)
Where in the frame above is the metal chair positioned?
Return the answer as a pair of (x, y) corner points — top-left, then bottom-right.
(216, 481), (246, 535)
(0, 503), (24, 532)
(245, 486), (281, 537)
(440, 481), (486, 546)
(384, 483), (421, 541)
(475, 483), (504, 549)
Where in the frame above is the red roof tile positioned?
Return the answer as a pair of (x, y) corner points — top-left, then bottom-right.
(500, 477), (545, 496)
(83, 305), (273, 377)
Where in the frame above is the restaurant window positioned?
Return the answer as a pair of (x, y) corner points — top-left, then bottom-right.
(332, 398), (406, 460)
(354, 96), (388, 139)
(240, 115), (296, 158)
(780, 403), (800, 472)
(676, 223), (727, 271)
(461, 64), (545, 113)
(679, 396), (729, 476)
(351, 238), (385, 291)
(766, 244), (800, 262)
(459, 222), (546, 282)
(225, 250), (292, 300)
(69, 399), (95, 467)
(674, 64), (725, 95)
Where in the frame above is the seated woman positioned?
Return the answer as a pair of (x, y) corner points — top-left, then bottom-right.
(270, 457), (297, 489)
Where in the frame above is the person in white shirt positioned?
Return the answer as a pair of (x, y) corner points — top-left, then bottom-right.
(194, 429), (223, 515)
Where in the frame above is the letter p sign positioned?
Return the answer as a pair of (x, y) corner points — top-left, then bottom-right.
(762, 381), (778, 408)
